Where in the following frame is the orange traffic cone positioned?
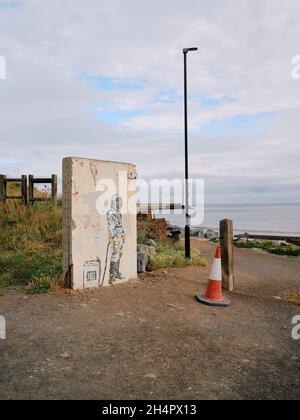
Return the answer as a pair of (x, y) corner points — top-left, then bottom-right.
(196, 245), (230, 307)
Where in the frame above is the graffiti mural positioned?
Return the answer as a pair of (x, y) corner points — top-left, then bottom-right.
(83, 195), (126, 288)
(107, 194), (125, 285)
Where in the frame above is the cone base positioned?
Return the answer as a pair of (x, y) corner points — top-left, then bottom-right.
(196, 292), (231, 307)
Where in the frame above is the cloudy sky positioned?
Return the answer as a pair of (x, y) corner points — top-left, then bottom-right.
(0, 0), (300, 203)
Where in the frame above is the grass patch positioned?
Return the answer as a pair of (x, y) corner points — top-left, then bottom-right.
(0, 272), (13, 295)
(137, 218), (206, 270)
(151, 240), (206, 270)
(0, 202), (205, 294)
(209, 238), (220, 244)
(0, 200), (62, 294)
(26, 274), (62, 295)
(288, 293), (300, 306)
(235, 239), (300, 257)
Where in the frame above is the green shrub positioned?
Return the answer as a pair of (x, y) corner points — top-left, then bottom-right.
(137, 234), (151, 245)
(26, 274), (61, 295)
(235, 238), (300, 257)
(209, 238), (220, 244)
(261, 241), (274, 251)
(151, 240), (205, 270)
(0, 249), (62, 284)
(269, 247), (300, 257)
(0, 272), (13, 293)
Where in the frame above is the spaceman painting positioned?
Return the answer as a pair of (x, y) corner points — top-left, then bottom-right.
(107, 194), (126, 285)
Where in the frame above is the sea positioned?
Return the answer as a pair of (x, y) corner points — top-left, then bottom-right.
(155, 203), (300, 236)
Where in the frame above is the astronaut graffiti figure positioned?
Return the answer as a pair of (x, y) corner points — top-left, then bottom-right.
(107, 194), (126, 285)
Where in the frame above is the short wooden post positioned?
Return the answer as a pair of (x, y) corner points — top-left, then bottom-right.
(52, 174), (58, 202)
(28, 175), (34, 205)
(147, 203), (152, 222)
(220, 219), (234, 292)
(0, 175), (7, 203)
(22, 175), (28, 205)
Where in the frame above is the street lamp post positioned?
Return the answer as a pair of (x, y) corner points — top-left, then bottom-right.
(183, 47), (198, 259)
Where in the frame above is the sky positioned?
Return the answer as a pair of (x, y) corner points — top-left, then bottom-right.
(0, 0), (300, 204)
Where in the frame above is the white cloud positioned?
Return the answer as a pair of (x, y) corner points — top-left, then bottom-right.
(0, 0), (300, 203)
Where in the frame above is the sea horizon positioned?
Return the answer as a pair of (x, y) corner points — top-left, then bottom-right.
(155, 202), (300, 236)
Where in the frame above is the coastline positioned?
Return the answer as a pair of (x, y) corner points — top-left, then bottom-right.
(158, 203), (300, 237)
(167, 223), (300, 239)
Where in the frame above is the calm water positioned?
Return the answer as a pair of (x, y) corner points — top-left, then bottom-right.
(158, 203), (300, 236)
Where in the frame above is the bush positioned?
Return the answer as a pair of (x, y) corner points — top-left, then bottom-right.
(235, 240), (262, 249)
(137, 217), (168, 242)
(151, 240), (205, 270)
(268, 247), (300, 257)
(235, 239), (300, 257)
(26, 274), (61, 295)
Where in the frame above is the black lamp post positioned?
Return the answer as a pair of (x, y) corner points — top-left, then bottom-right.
(183, 47), (198, 259)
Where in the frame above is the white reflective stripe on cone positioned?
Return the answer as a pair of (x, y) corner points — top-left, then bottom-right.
(209, 258), (222, 281)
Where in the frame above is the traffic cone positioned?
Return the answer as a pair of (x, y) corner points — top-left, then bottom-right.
(196, 245), (230, 307)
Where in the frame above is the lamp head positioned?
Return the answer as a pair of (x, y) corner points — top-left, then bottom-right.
(183, 47), (198, 54)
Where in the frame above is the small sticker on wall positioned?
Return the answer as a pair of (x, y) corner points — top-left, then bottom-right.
(83, 259), (101, 288)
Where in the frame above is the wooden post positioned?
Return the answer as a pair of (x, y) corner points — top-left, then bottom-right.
(0, 175), (7, 203)
(28, 175), (34, 205)
(52, 174), (58, 202)
(22, 175), (28, 205)
(147, 203), (153, 222)
(220, 219), (234, 292)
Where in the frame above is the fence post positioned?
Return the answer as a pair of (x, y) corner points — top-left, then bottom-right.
(52, 174), (58, 202)
(0, 175), (7, 203)
(28, 175), (34, 205)
(220, 219), (234, 292)
(22, 175), (28, 205)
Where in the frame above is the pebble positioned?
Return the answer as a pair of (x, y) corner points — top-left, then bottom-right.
(145, 373), (157, 379)
(60, 352), (70, 359)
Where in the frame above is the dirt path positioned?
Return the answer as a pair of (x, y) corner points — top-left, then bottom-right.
(192, 239), (300, 300)
(0, 242), (299, 400)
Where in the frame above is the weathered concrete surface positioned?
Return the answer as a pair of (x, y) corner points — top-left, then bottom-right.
(63, 157), (137, 290)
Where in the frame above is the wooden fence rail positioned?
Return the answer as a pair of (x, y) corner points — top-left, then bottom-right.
(0, 174), (57, 205)
(0, 175), (28, 205)
(28, 175), (57, 205)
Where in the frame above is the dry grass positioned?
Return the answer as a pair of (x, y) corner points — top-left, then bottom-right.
(1, 191), (205, 294)
(151, 241), (206, 270)
(137, 217), (206, 270)
(0, 198), (62, 294)
(288, 293), (300, 306)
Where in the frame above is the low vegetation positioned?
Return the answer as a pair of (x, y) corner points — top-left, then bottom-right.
(288, 293), (300, 306)
(0, 197), (62, 295)
(151, 240), (205, 270)
(137, 215), (206, 270)
(235, 239), (300, 257)
(0, 194), (205, 295)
